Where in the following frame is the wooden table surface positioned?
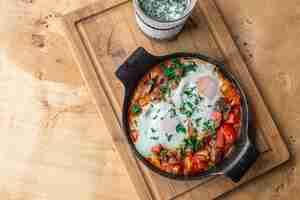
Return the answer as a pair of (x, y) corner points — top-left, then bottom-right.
(0, 0), (299, 199)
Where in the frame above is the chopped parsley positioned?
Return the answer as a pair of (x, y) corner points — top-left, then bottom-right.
(160, 62), (166, 68)
(176, 123), (186, 134)
(203, 120), (217, 136)
(169, 108), (177, 118)
(183, 86), (195, 97)
(180, 86), (205, 118)
(150, 136), (159, 140)
(171, 58), (183, 70)
(131, 104), (142, 114)
(194, 98), (200, 105)
(186, 102), (194, 110)
(160, 84), (171, 97)
(184, 137), (203, 152)
(165, 133), (173, 142)
(182, 62), (197, 74)
(134, 120), (138, 127)
(164, 67), (176, 79)
(173, 75), (181, 83)
(185, 138), (193, 146)
(195, 118), (202, 127)
(138, 0), (187, 22)
(179, 102), (195, 118)
(151, 128), (157, 133)
(185, 111), (193, 117)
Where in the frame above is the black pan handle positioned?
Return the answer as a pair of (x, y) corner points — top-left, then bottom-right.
(225, 141), (259, 182)
(115, 47), (160, 87)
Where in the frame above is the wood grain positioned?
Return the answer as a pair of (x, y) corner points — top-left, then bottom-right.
(62, 0), (290, 199)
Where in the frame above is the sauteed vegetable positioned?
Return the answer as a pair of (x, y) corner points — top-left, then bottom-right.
(128, 57), (241, 175)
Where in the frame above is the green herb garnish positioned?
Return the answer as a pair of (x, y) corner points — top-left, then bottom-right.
(160, 84), (171, 97)
(132, 104), (142, 114)
(165, 133), (173, 142)
(203, 120), (217, 136)
(150, 136), (159, 140)
(169, 108), (177, 118)
(151, 128), (157, 133)
(179, 102), (195, 118)
(183, 86), (195, 97)
(183, 90), (193, 97)
(194, 139), (203, 152)
(160, 62), (167, 68)
(184, 137), (203, 152)
(186, 111), (193, 117)
(138, 0), (187, 21)
(186, 138), (193, 146)
(171, 58), (182, 68)
(176, 123), (186, 134)
(183, 62), (197, 73)
(194, 98), (200, 105)
(164, 67), (176, 79)
(186, 102), (194, 110)
(195, 118), (202, 126)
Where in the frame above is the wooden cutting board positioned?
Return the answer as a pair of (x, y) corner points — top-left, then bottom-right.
(62, 0), (290, 199)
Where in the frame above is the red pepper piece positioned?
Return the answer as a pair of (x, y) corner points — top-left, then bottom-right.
(216, 128), (225, 148)
(151, 144), (162, 154)
(222, 124), (237, 144)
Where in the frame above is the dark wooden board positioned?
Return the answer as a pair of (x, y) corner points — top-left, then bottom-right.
(62, 0), (290, 199)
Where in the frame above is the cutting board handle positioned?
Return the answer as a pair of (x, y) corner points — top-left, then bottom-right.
(115, 47), (160, 88)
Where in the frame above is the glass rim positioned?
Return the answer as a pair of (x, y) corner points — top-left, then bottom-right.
(133, 0), (198, 24)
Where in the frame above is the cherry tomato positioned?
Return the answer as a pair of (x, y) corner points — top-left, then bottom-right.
(225, 88), (241, 106)
(231, 95), (241, 106)
(192, 155), (208, 173)
(222, 124), (237, 144)
(226, 112), (240, 124)
(232, 106), (240, 115)
(216, 128), (225, 148)
(151, 144), (162, 154)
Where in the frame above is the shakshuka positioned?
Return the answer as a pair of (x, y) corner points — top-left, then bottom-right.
(128, 57), (242, 175)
